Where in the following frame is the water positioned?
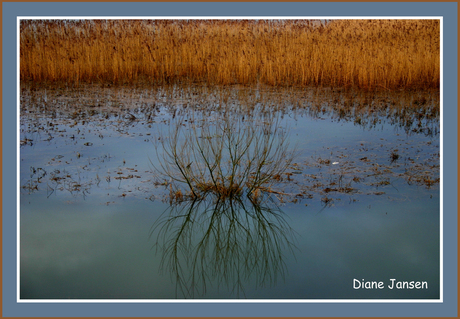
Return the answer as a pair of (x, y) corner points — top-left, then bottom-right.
(19, 85), (440, 299)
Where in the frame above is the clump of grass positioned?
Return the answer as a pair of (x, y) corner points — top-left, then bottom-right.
(390, 149), (400, 163)
(154, 113), (295, 202)
(20, 19), (440, 90)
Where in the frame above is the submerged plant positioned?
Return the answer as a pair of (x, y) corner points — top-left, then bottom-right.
(154, 112), (295, 202)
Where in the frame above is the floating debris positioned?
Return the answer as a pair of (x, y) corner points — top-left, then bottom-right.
(19, 84), (440, 205)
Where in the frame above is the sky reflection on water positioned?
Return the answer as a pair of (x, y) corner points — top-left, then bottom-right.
(20, 85), (440, 299)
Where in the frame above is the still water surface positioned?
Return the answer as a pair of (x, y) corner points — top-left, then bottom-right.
(20, 85), (440, 299)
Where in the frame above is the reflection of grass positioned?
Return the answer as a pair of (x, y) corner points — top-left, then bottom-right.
(150, 195), (297, 298)
(20, 19), (439, 90)
(19, 84), (440, 138)
(154, 113), (295, 202)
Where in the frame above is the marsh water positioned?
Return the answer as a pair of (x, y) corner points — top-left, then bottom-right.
(19, 84), (440, 299)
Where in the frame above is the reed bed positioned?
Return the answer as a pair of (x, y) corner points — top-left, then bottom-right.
(20, 19), (440, 90)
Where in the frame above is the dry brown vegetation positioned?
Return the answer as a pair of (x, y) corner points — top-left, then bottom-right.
(155, 112), (295, 203)
(20, 19), (440, 90)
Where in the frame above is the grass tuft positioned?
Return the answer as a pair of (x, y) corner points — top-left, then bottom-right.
(154, 112), (295, 202)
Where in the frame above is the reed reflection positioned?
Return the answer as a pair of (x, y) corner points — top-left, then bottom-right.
(149, 194), (298, 298)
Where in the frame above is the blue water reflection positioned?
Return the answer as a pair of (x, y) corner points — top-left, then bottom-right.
(20, 85), (440, 299)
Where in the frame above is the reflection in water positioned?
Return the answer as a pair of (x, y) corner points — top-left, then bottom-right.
(20, 85), (440, 204)
(149, 194), (297, 298)
(19, 85), (440, 299)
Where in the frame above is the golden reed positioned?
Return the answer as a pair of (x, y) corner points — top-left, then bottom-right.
(20, 19), (440, 90)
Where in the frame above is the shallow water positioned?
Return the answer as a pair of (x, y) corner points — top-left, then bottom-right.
(19, 85), (440, 299)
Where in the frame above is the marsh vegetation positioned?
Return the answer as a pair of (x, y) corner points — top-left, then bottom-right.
(155, 112), (295, 203)
(21, 19), (439, 90)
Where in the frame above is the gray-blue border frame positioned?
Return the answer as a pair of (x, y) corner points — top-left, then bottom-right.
(3, 2), (457, 317)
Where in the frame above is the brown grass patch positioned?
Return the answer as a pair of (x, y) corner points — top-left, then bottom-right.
(20, 19), (439, 90)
